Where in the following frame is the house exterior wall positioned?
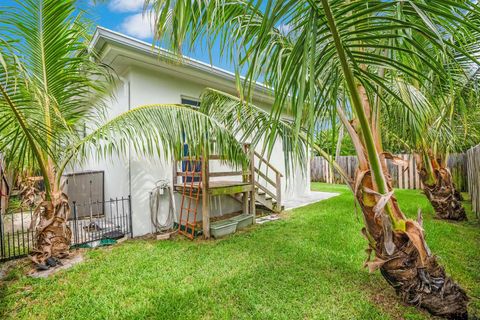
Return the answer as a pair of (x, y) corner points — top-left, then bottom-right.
(80, 63), (310, 237)
(71, 76), (130, 207)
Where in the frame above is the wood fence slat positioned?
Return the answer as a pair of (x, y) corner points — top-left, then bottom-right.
(398, 155), (403, 189)
(403, 154), (408, 189)
(466, 145), (480, 217)
(408, 155), (413, 189)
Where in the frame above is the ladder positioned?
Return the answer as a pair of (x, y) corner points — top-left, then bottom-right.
(177, 159), (202, 239)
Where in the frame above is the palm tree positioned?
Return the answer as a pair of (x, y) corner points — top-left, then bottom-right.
(380, 24), (480, 221)
(0, 0), (246, 267)
(148, 0), (480, 317)
(383, 75), (480, 221)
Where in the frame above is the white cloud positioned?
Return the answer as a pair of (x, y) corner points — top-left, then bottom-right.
(278, 23), (292, 35)
(120, 12), (155, 39)
(108, 0), (144, 12)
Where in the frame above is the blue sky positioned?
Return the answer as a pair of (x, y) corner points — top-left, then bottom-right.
(2, 0), (236, 72)
(81, 0), (236, 72)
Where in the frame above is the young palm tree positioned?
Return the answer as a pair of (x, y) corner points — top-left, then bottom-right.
(383, 75), (480, 221)
(420, 66), (479, 221)
(0, 0), (246, 267)
(380, 26), (480, 221)
(148, 0), (480, 317)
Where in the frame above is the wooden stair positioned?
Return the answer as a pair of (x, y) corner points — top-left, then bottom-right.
(230, 187), (283, 213)
(252, 151), (283, 213)
(255, 188), (282, 212)
(229, 149), (284, 213)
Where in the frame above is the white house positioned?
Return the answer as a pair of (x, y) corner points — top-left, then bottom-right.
(74, 27), (324, 239)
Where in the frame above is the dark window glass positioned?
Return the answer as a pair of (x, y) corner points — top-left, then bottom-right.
(181, 97), (200, 109)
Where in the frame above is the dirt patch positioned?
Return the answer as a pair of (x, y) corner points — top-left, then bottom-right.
(363, 280), (435, 319)
(27, 252), (84, 278)
(27, 253), (84, 278)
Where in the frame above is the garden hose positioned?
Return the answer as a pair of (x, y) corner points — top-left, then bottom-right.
(149, 180), (176, 233)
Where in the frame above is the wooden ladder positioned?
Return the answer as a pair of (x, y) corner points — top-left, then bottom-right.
(178, 159), (202, 239)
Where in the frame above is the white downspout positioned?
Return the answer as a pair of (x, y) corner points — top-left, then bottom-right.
(119, 76), (132, 201)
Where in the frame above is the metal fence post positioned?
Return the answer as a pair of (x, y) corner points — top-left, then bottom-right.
(128, 195), (133, 238)
(72, 201), (78, 246)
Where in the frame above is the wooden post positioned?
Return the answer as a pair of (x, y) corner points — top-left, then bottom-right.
(276, 172), (282, 210)
(409, 154), (414, 189)
(172, 157), (177, 186)
(201, 156), (210, 239)
(242, 151), (249, 215)
(249, 146), (256, 219)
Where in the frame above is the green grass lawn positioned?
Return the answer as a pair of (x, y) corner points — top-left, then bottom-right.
(1, 183), (478, 319)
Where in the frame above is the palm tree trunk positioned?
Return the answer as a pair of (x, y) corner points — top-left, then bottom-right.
(416, 154), (467, 221)
(29, 169), (72, 266)
(356, 168), (468, 319)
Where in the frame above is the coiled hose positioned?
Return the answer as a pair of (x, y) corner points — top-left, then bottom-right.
(149, 180), (176, 233)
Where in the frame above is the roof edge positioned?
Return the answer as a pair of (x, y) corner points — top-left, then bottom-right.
(91, 26), (273, 96)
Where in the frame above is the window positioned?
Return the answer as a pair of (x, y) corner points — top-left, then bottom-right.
(181, 96), (200, 109)
(180, 96), (201, 181)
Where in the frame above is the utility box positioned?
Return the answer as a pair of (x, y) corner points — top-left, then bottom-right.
(64, 171), (104, 219)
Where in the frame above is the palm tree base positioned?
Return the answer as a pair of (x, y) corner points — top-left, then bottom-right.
(379, 242), (469, 319)
(31, 223), (72, 265)
(358, 170), (468, 319)
(422, 182), (467, 222)
(29, 194), (72, 265)
(417, 160), (467, 221)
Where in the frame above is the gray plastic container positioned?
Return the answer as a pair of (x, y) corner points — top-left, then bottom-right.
(230, 214), (254, 229)
(210, 220), (238, 238)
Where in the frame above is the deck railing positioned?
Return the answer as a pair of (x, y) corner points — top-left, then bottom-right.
(253, 151), (283, 209)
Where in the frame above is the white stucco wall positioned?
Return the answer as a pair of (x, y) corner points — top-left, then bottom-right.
(72, 77), (130, 202)
(81, 62), (310, 237)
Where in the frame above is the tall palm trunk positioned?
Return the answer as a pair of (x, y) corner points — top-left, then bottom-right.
(340, 107), (469, 318)
(416, 154), (467, 221)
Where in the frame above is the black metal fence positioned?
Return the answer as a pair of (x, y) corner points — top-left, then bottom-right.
(0, 196), (132, 262)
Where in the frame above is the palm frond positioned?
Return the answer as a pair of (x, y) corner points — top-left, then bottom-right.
(150, 0), (480, 138)
(60, 103), (248, 181)
(0, 0), (115, 195)
(0, 49), (53, 192)
(200, 88), (351, 185)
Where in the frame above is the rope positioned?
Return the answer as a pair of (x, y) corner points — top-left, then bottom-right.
(149, 179), (176, 233)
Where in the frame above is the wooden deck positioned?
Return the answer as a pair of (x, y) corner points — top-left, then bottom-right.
(174, 181), (252, 196)
(173, 144), (283, 239)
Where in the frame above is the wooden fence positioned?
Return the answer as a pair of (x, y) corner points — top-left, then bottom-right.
(311, 153), (468, 191)
(466, 145), (480, 216)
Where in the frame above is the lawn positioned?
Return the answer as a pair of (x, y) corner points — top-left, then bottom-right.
(1, 183), (478, 319)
